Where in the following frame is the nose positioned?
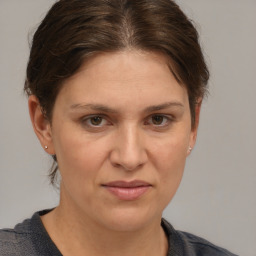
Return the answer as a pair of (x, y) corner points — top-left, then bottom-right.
(109, 125), (148, 171)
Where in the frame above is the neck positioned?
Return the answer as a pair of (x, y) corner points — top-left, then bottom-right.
(41, 203), (168, 256)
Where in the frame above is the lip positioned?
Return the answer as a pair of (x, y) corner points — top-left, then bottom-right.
(102, 180), (152, 201)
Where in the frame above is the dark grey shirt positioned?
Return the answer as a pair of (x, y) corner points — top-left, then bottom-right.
(0, 209), (238, 256)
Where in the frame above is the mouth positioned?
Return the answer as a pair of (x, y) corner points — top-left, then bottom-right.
(101, 180), (152, 201)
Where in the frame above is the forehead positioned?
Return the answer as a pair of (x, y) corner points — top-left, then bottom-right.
(57, 50), (189, 111)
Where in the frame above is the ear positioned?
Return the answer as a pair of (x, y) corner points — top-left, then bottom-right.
(187, 99), (202, 156)
(28, 95), (55, 155)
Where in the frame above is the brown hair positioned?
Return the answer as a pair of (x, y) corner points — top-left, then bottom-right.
(24, 0), (209, 184)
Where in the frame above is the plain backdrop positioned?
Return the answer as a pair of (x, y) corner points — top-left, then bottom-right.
(0, 1), (255, 255)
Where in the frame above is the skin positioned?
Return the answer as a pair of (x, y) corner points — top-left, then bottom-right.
(29, 50), (201, 256)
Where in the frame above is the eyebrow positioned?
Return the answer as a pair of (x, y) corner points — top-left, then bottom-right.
(69, 102), (184, 113)
(144, 102), (184, 112)
(70, 103), (118, 113)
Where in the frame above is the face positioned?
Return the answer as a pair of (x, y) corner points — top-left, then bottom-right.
(36, 50), (199, 231)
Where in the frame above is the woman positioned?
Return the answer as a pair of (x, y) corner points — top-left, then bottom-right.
(0, 0), (237, 255)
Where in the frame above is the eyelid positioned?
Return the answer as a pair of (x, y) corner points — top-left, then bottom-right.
(145, 114), (174, 127)
(79, 113), (174, 130)
(81, 114), (111, 127)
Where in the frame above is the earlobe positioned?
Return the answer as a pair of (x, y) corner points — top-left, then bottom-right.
(28, 95), (55, 155)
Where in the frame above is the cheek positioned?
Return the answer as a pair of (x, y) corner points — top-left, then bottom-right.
(53, 131), (112, 206)
(157, 142), (187, 184)
(52, 128), (109, 182)
(150, 133), (190, 201)
(151, 131), (189, 171)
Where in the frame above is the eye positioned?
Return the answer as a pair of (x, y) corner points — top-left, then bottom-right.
(151, 115), (165, 125)
(90, 116), (104, 126)
(146, 115), (171, 127)
(82, 115), (109, 127)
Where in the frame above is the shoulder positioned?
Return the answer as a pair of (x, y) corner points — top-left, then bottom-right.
(161, 219), (239, 256)
(0, 215), (40, 256)
(178, 230), (238, 256)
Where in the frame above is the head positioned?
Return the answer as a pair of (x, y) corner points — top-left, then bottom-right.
(25, 0), (209, 184)
(26, 0), (209, 228)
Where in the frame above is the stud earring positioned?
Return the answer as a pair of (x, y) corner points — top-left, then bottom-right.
(188, 146), (192, 152)
(44, 146), (48, 149)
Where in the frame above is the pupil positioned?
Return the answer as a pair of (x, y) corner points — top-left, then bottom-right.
(91, 116), (102, 125)
(152, 116), (163, 125)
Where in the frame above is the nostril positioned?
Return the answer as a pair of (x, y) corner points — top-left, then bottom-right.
(112, 162), (121, 168)
(110, 156), (146, 171)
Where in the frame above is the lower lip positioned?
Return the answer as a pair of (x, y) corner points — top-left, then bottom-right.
(103, 186), (150, 200)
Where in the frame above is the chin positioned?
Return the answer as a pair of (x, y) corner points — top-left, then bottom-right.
(96, 205), (161, 232)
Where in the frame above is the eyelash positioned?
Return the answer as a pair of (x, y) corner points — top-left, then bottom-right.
(145, 115), (172, 127)
(80, 114), (174, 130)
(81, 115), (110, 128)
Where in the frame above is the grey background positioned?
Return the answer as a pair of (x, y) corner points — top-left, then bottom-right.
(0, 1), (255, 255)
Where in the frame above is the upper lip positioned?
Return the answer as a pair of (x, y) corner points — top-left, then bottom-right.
(102, 180), (152, 188)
